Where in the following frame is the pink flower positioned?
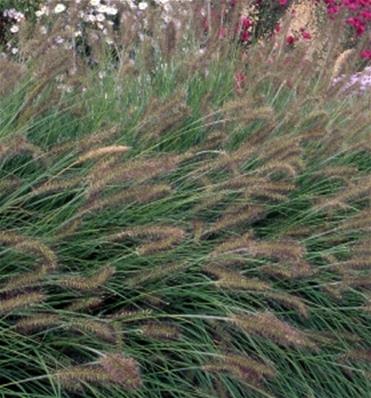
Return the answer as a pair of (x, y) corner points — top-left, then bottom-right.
(360, 11), (371, 21)
(286, 35), (296, 45)
(278, 0), (288, 5)
(274, 23), (281, 33)
(234, 71), (246, 93)
(343, 0), (361, 11)
(238, 16), (252, 43)
(240, 30), (250, 42)
(360, 49), (371, 60)
(327, 5), (340, 15)
(240, 16), (252, 30)
(346, 16), (366, 35)
(301, 30), (312, 40)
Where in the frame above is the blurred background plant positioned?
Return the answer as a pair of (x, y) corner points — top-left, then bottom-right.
(0, 0), (369, 101)
(1, 1), (370, 58)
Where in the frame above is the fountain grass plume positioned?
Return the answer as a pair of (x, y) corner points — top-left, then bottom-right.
(0, 11), (370, 398)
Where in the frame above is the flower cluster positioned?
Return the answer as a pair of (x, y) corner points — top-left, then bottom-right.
(1, 0), (369, 61)
(0, 8), (25, 54)
(2, 8), (25, 21)
(199, 0), (283, 44)
(285, 28), (313, 46)
(1, 0), (191, 55)
(334, 65), (371, 94)
(33, 0), (120, 46)
(322, 0), (371, 59)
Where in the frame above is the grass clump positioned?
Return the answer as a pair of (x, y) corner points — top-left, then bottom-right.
(0, 12), (371, 398)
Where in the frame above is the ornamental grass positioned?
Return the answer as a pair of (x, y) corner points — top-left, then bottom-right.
(0, 4), (370, 397)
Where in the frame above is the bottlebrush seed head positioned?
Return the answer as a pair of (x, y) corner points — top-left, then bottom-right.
(99, 353), (142, 389)
(230, 312), (316, 348)
(0, 291), (46, 315)
(140, 321), (181, 340)
(15, 313), (61, 334)
(58, 265), (116, 291)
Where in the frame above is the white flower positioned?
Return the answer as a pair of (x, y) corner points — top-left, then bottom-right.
(138, 2), (148, 10)
(90, 0), (100, 5)
(11, 47), (19, 54)
(10, 25), (19, 33)
(96, 5), (108, 13)
(96, 4), (117, 15)
(54, 3), (66, 14)
(3, 9), (24, 22)
(96, 13), (105, 22)
(55, 36), (64, 44)
(105, 6), (118, 15)
(85, 14), (96, 22)
(163, 3), (172, 13)
(35, 6), (49, 17)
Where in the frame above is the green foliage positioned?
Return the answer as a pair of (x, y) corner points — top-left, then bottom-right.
(0, 25), (370, 398)
(253, 0), (294, 38)
(0, 1), (42, 14)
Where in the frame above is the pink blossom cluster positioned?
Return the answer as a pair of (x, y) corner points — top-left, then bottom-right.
(199, 1), (282, 44)
(1, 0), (370, 60)
(230, 0), (370, 57)
(322, 0), (371, 59)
